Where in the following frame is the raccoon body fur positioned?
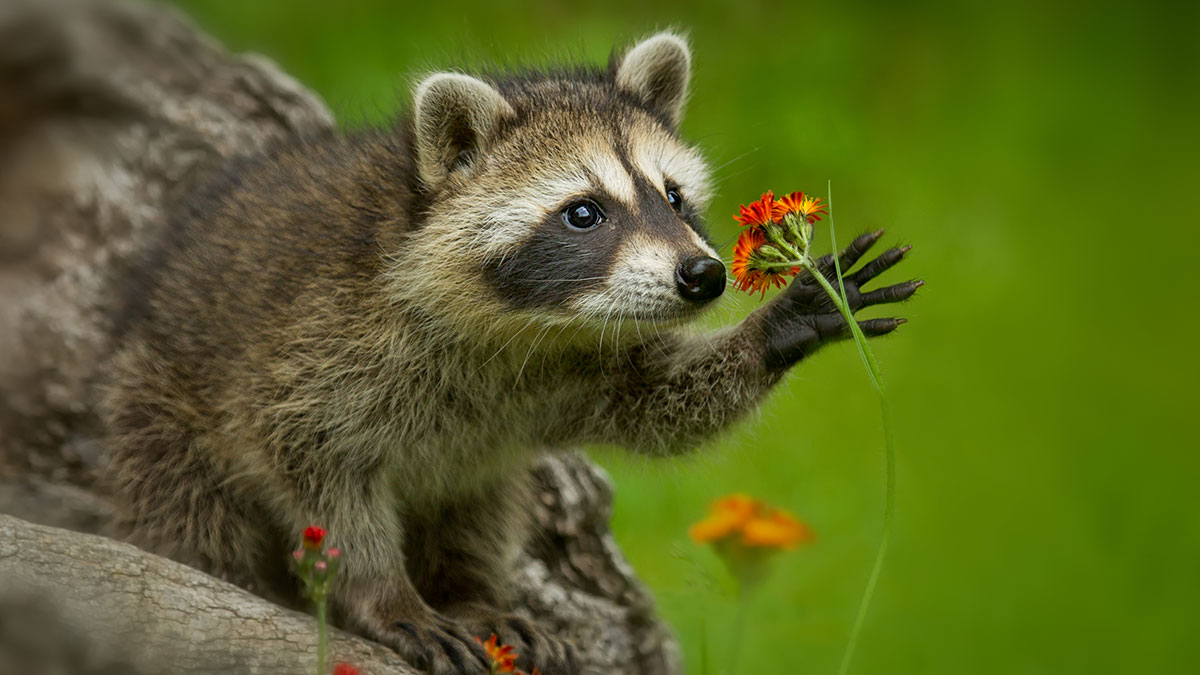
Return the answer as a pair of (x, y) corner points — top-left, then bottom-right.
(104, 32), (918, 675)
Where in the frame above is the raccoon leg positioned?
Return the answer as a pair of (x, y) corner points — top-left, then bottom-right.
(404, 475), (580, 675)
(103, 378), (292, 600)
(283, 479), (490, 675)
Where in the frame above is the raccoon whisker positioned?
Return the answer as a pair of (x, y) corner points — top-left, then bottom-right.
(632, 307), (645, 344)
(516, 322), (554, 382)
(543, 314), (581, 370)
(715, 234), (741, 253)
(597, 294), (622, 362)
(627, 298), (647, 370)
(564, 305), (599, 347)
(474, 315), (540, 374)
(709, 147), (759, 177)
(613, 290), (635, 356)
(712, 163), (759, 188)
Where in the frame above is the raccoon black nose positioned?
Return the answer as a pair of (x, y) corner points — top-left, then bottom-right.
(676, 256), (726, 303)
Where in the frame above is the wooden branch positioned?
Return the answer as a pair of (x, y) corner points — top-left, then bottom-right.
(0, 513), (420, 674)
(0, 1), (680, 673)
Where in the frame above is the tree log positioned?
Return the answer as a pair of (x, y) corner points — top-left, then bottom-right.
(0, 1), (680, 672)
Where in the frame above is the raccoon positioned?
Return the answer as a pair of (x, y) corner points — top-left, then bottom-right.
(103, 32), (919, 675)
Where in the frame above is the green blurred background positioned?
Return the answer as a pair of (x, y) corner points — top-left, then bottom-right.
(163, 1), (1199, 672)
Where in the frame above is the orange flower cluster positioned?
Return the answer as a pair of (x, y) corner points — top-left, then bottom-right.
(731, 190), (828, 296)
(476, 634), (541, 675)
(690, 494), (814, 550)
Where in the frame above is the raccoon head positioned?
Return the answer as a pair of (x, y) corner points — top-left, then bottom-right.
(405, 32), (723, 334)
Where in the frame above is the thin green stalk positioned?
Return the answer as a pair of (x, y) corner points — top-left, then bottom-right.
(725, 583), (752, 675)
(316, 597), (328, 675)
(824, 181), (894, 675)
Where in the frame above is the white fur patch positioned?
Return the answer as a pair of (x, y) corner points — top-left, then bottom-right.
(588, 151), (636, 204)
(571, 235), (685, 320)
(631, 136), (713, 211)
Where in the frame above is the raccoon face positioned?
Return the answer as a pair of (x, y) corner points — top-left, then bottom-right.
(410, 33), (724, 328)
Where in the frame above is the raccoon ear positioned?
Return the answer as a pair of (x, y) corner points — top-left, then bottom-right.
(613, 32), (692, 127)
(412, 73), (514, 189)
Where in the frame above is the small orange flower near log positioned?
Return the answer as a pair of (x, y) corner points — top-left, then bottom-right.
(475, 634), (541, 674)
(477, 634), (519, 673)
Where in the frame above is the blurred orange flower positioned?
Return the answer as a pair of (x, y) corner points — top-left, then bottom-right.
(688, 494), (757, 542)
(690, 494), (813, 550)
(691, 494), (813, 588)
(742, 510), (813, 549)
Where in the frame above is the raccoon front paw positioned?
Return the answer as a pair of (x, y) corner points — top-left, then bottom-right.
(447, 602), (580, 675)
(762, 230), (922, 371)
(384, 612), (492, 675)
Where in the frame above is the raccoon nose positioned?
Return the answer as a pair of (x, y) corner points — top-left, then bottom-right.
(675, 256), (726, 303)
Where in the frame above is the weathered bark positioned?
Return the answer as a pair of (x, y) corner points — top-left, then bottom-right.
(0, 1), (680, 673)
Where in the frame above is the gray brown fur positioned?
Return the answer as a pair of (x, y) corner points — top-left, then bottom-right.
(103, 32), (917, 675)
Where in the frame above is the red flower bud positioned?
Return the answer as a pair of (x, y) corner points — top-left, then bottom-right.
(302, 525), (326, 551)
(327, 547), (341, 558)
(332, 663), (360, 675)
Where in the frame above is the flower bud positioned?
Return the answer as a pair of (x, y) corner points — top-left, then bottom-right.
(302, 525), (326, 551)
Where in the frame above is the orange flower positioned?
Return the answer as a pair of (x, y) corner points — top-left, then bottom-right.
(773, 191), (827, 224)
(734, 190), (778, 229)
(741, 510), (814, 550)
(476, 634), (518, 673)
(731, 228), (797, 297)
(689, 493), (758, 542)
(690, 494), (813, 551)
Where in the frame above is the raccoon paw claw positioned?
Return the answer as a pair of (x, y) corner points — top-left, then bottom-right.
(386, 614), (491, 675)
(762, 232), (921, 370)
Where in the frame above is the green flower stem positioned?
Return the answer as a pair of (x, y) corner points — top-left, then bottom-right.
(825, 184), (893, 675)
(726, 582), (752, 675)
(749, 205), (893, 675)
(316, 597), (328, 675)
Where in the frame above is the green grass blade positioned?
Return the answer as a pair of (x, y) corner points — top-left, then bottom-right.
(826, 181), (896, 675)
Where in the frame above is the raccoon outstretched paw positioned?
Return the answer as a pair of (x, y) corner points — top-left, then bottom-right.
(762, 230), (922, 371)
(383, 612), (492, 675)
(446, 602), (580, 675)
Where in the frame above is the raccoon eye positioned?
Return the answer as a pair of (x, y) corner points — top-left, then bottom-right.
(666, 189), (684, 212)
(563, 200), (604, 230)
